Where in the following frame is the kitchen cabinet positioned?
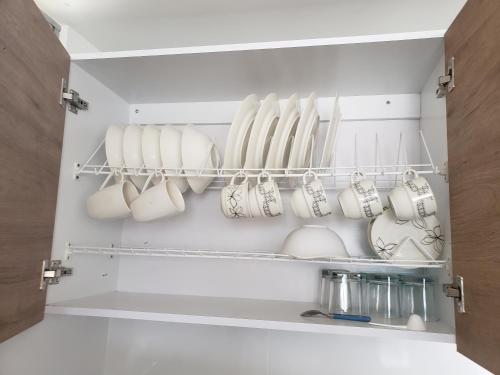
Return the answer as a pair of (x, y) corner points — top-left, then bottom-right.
(0, 0), (499, 374)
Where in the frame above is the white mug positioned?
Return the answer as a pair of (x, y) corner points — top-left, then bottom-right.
(131, 173), (185, 222)
(220, 172), (251, 219)
(87, 173), (139, 220)
(388, 169), (437, 220)
(338, 171), (383, 220)
(291, 172), (332, 219)
(249, 172), (283, 218)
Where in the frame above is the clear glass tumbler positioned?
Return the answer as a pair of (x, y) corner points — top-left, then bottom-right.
(401, 276), (437, 321)
(328, 272), (364, 315)
(366, 275), (401, 321)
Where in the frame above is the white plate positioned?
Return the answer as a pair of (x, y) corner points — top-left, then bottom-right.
(244, 93), (280, 169)
(319, 96), (341, 168)
(265, 93), (300, 170)
(369, 208), (444, 260)
(289, 93), (319, 169)
(223, 94), (260, 170)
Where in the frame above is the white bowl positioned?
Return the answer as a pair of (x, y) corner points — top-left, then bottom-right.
(123, 125), (147, 189)
(281, 225), (349, 259)
(181, 125), (220, 194)
(160, 126), (188, 193)
(105, 125), (125, 169)
(142, 125), (162, 170)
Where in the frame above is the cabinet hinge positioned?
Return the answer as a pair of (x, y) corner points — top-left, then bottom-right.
(40, 260), (73, 290)
(436, 57), (455, 98)
(443, 275), (465, 314)
(59, 78), (89, 114)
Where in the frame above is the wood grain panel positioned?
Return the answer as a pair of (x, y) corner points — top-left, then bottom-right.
(0, 0), (69, 342)
(445, 1), (500, 373)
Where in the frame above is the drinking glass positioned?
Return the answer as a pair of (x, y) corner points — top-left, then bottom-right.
(401, 277), (437, 321)
(328, 272), (364, 315)
(366, 275), (401, 320)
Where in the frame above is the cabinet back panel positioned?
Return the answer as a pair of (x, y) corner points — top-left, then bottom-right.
(118, 98), (426, 300)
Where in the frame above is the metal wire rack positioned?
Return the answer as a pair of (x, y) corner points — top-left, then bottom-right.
(73, 128), (442, 190)
(66, 244), (447, 270)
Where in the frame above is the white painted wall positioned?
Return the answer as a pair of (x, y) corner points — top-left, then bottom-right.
(420, 55), (455, 330)
(59, 25), (100, 53)
(48, 62), (129, 304)
(36, 0), (466, 52)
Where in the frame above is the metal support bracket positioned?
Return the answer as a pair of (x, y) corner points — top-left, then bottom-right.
(436, 57), (455, 98)
(59, 78), (89, 114)
(444, 275), (465, 314)
(40, 260), (73, 290)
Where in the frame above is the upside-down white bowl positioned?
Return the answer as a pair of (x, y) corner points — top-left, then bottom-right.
(181, 125), (220, 193)
(280, 225), (349, 259)
(160, 126), (188, 193)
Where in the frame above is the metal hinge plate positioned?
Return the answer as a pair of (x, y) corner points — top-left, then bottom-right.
(436, 57), (455, 98)
(59, 78), (89, 114)
(40, 260), (73, 290)
(444, 275), (465, 314)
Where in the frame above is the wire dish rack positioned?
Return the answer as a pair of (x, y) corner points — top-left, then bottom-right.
(66, 244), (447, 270)
(74, 128), (441, 190)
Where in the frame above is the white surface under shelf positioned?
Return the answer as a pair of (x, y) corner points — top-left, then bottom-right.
(45, 292), (454, 343)
(71, 34), (443, 102)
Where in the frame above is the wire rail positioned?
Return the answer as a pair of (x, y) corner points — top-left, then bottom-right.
(73, 129), (441, 189)
(66, 244), (447, 269)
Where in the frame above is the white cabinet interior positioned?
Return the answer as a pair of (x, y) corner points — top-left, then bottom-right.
(47, 33), (457, 349)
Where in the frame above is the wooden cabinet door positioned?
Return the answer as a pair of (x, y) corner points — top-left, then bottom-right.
(0, 0), (69, 342)
(446, 1), (500, 373)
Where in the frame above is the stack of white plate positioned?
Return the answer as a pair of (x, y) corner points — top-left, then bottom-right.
(223, 93), (338, 172)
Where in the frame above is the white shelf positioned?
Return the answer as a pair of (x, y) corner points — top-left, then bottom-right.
(71, 31), (444, 60)
(46, 292), (454, 343)
(71, 33), (443, 103)
(66, 244), (447, 270)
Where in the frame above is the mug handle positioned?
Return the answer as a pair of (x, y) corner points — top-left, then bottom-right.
(257, 171), (271, 185)
(351, 170), (365, 184)
(231, 171), (248, 185)
(402, 169), (419, 183)
(302, 170), (317, 185)
(141, 172), (165, 193)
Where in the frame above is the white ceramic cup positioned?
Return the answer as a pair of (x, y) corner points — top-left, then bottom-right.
(338, 171), (383, 220)
(291, 172), (332, 219)
(87, 173), (139, 220)
(388, 169), (437, 220)
(160, 126), (188, 193)
(220, 172), (251, 219)
(131, 173), (185, 222)
(249, 172), (283, 218)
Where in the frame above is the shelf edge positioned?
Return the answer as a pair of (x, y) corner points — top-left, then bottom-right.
(45, 305), (454, 343)
(70, 30), (445, 61)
